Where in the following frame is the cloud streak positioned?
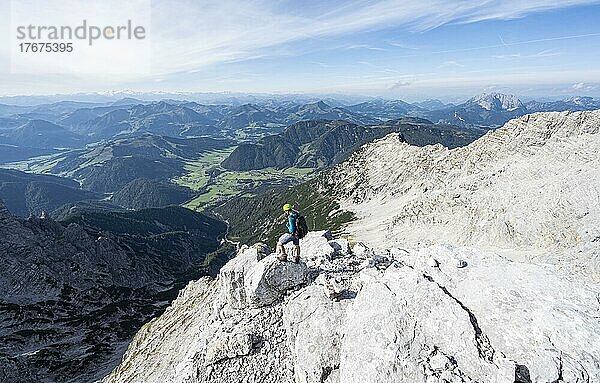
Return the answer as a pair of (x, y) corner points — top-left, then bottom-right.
(428, 32), (600, 55)
(438, 60), (466, 68)
(2, 0), (600, 94)
(492, 49), (562, 59)
(148, 0), (600, 76)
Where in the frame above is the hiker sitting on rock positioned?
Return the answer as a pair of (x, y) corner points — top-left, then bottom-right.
(277, 203), (308, 262)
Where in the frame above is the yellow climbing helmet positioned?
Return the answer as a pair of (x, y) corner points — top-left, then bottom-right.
(282, 203), (293, 211)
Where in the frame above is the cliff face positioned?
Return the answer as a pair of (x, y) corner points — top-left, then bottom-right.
(0, 203), (226, 383)
(103, 110), (600, 383)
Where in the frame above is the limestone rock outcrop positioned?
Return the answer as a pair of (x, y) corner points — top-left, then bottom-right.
(103, 111), (600, 383)
(334, 110), (600, 279)
(103, 234), (600, 383)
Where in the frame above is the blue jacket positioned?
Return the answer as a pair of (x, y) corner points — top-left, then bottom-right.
(287, 211), (299, 234)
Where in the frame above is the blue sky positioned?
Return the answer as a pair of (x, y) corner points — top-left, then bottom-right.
(1, 0), (600, 100)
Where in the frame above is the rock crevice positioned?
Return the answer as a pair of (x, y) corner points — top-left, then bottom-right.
(422, 272), (496, 364)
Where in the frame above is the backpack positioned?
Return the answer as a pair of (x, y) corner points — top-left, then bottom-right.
(295, 215), (309, 239)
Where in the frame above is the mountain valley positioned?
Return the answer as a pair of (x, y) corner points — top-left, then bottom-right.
(102, 109), (600, 383)
(1, 93), (599, 383)
(0, 202), (227, 383)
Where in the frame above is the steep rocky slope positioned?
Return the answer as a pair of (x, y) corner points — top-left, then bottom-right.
(334, 110), (600, 277)
(104, 232), (600, 383)
(0, 202), (227, 383)
(103, 110), (600, 383)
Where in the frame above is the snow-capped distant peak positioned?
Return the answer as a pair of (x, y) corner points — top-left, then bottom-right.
(470, 93), (523, 111)
(565, 96), (595, 106)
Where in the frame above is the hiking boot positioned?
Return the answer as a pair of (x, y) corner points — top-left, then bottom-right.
(292, 255), (300, 263)
(278, 254), (288, 262)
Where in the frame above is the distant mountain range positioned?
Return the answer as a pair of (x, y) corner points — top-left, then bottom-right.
(422, 93), (528, 128)
(222, 118), (484, 171)
(419, 93), (600, 128)
(0, 118), (483, 218)
(111, 178), (195, 210)
(0, 144), (58, 163)
(1, 94), (599, 164)
(346, 99), (425, 120)
(413, 99), (453, 110)
(70, 101), (220, 139)
(0, 119), (86, 149)
(523, 96), (600, 112)
(281, 101), (380, 125)
(31, 134), (233, 194)
(0, 134), (233, 216)
(0, 168), (99, 216)
(0, 91), (370, 108)
(0, 166), (193, 218)
(2, 92), (598, 214)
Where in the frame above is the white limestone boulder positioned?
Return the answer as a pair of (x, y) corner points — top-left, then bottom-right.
(244, 255), (309, 307)
(297, 230), (337, 262)
(284, 284), (348, 383)
(217, 245), (261, 309)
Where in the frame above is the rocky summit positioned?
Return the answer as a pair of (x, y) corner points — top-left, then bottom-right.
(102, 110), (600, 383)
(335, 110), (600, 279)
(103, 231), (600, 383)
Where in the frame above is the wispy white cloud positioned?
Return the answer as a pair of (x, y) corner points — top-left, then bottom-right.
(2, 0), (600, 94)
(311, 61), (335, 68)
(148, 0), (600, 76)
(572, 82), (598, 91)
(386, 41), (420, 50)
(492, 49), (562, 59)
(356, 61), (402, 74)
(399, 32), (600, 57)
(343, 44), (388, 51)
(437, 60), (466, 68)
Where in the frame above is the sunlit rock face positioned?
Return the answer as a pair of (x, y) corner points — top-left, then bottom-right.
(104, 110), (600, 383)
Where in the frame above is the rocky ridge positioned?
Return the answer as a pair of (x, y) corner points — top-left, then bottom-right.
(103, 231), (600, 383)
(334, 110), (600, 278)
(103, 110), (600, 383)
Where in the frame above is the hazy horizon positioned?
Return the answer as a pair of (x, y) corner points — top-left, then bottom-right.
(0, 89), (598, 108)
(1, 1), (600, 99)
